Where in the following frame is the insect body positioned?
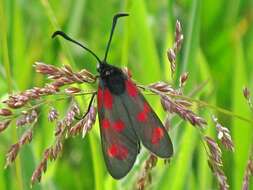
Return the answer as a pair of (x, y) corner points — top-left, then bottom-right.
(52, 13), (173, 179)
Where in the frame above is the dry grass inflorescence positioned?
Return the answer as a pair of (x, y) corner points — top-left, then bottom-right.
(0, 20), (252, 190)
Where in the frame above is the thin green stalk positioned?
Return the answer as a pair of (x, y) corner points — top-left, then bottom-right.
(40, 0), (75, 66)
(0, 1), (23, 190)
(0, 1), (12, 92)
(12, 132), (24, 190)
(89, 132), (103, 190)
(181, 0), (198, 72)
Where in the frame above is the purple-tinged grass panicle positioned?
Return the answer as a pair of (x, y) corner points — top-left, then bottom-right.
(31, 99), (95, 185)
(0, 108), (12, 116)
(82, 106), (97, 138)
(31, 135), (64, 186)
(1, 19), (250, 190)
(31, 104), (74, 186)
(5, 129), (34, 168)
(145, 81), (206, 129)
(243, 87), (253, 112)
(147, 79), (206, 134)
(161, 95), (206, 128)
(0, 62), (99, 185)
(164, 115), (172, 131)
(16, 110), (38, 127)
(2, 63), (96, 109)
(34, 62), (96, 83)
(30, 145), (64, 186)
(205, 136), (229, 190)
(212, 115), (234, 151)
(148, 81), (176, 94)
(241, 87), (253, 190)
(242, 152), (253, 190)
(30, 150), (48, 184)
(69, 119), (84, 137)
(19, 130), (33, 146)
(205, 136), (222, 166)
(69, 105), (97, 138)
(209, 161), (229, 190)
(179, 72), (189, 88)
(64, 102), (80, 127)
(167, 20), (184, 75)
(167, 49), (176, 73)
(174, 99), (193, 108)
(136, 154), (158, 190)
(48, 107), (59, 122)
(64, 87), (82, 94)
(5, 143), (20, 169)
(3, 85), (58, 109)
(0, 120), (11, 133)
(243, 87), (251, 100)
(175, 20), (184, 52)
(54, 121), (64, 136)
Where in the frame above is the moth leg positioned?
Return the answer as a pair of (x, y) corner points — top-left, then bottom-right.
(74, 93), (96, 120)
(82, 92), (96, 119)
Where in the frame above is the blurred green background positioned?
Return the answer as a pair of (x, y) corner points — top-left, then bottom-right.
(0, 0), (253, 190)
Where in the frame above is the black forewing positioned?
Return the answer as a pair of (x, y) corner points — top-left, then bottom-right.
(97, 83), (139, 179)
(122, 79), (173, 158)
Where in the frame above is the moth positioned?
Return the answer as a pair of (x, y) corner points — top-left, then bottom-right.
(52, 13), (173, 179)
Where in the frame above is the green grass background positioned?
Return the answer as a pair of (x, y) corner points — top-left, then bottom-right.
(0, 0), (253, 189)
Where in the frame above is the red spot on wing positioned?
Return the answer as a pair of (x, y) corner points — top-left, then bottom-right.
(113, 120), (125, 132)
(117, 145), (129, 160)
(107, 144), (129, 160)
(126, 80), (138, 97)
(102, 119), (110, 129)
(97, 87), (103, 109)
(143, 103), (151, 113)
(104, 88), (113, 109)
(151, 127), (164, 144)
(137, 112), (148, 122)
(108, 144), (118, 157)
(137, 103), (151, 122)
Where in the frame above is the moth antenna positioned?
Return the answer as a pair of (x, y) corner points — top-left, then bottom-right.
(103, 13), (129, 62)
(52, 31), (102, 63)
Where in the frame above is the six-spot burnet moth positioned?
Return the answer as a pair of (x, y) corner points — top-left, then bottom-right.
(52, 13), (173, 179)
